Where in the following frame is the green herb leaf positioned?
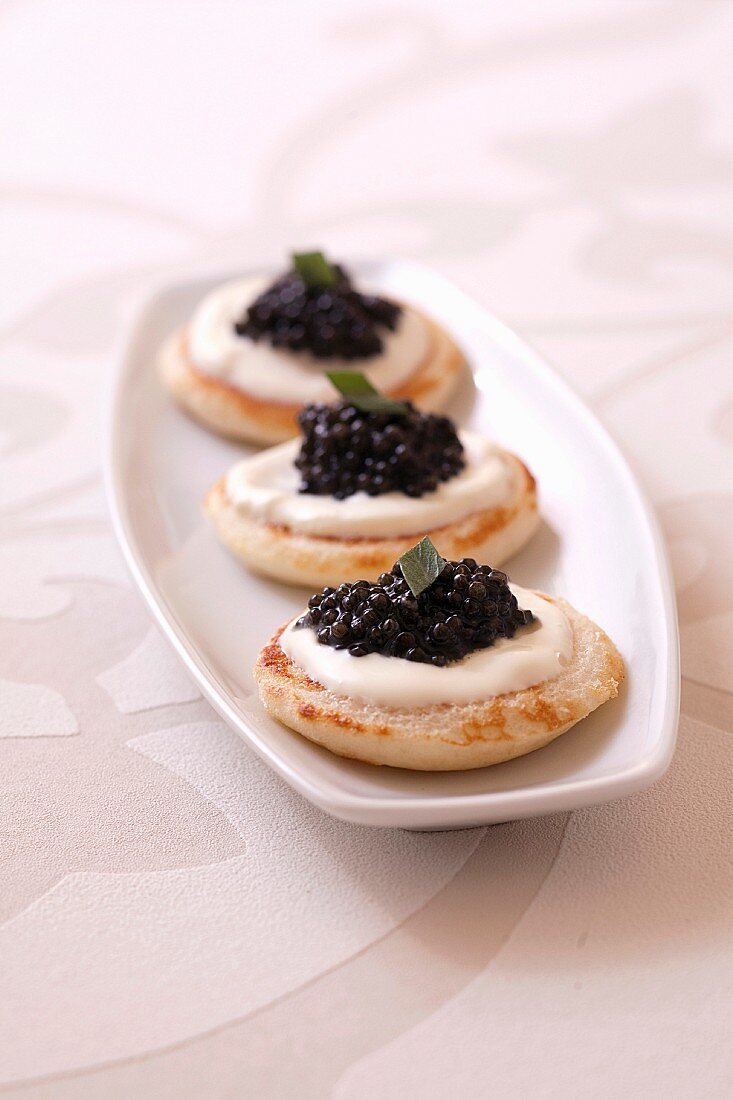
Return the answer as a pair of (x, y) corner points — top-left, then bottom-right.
(397, 537), (447, 598)
(292, 250), (337, 288)
(327, 371), (409, 416)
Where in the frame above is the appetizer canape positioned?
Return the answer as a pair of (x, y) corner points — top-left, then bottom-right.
(205, 373), (539, 587)
(254, 538), (624, 770)
(160, 250), (464, 444)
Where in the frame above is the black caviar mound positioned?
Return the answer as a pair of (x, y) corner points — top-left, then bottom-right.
(295, 400), (464, 499)
(296, 559), (533, 666)
(235, 264), (402, 360)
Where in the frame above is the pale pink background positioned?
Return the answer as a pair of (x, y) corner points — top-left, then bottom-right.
(1, 2), (732, 1097)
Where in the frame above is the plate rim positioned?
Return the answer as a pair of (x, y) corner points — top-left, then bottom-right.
(103, 259), (680, 829)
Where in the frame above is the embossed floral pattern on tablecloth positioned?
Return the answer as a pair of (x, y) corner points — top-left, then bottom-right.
(1, 2), (731, 1097)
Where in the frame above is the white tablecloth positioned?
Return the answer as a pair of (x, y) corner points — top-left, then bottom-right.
(2, 2), (731, 1096)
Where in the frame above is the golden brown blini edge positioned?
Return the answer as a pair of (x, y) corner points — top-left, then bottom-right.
(159, 307), (466, 445)
(253, 596), (624, 771)
(204, 453), (539, 588)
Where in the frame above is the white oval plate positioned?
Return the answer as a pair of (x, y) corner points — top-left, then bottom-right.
(105, 260), (679, 830)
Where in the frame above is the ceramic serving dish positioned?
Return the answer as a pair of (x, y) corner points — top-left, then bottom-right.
(105, 259), (679, 829)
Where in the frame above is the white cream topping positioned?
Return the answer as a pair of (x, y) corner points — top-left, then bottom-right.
(187, 276), (429, 404)
(280, 585), (572, 707)
(224, 429), (515, 539)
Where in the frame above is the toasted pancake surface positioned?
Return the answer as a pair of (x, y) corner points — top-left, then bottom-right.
(254, 596), (624, 770)
(159, 308), (465, 444)
(205, 453), (538, 588)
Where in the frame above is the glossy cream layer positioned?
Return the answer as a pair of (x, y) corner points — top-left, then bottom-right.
(187, 276), (429, 404)
(280, 586), (572, 707)
(225, 430), (516, 539)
